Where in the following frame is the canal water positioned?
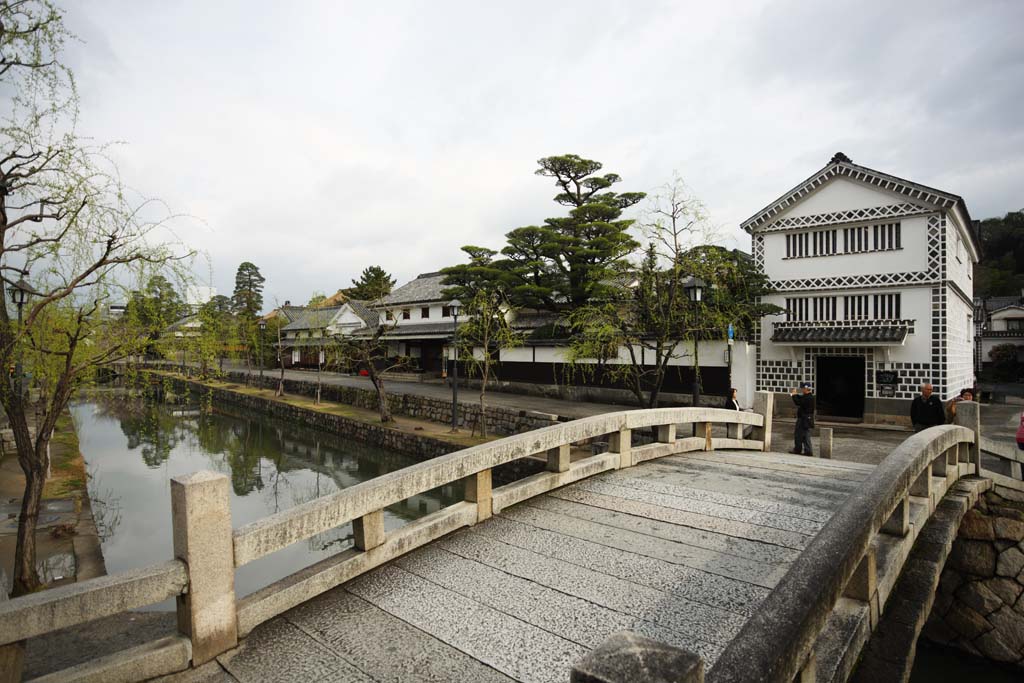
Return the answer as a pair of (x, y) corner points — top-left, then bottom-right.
(72, 390), (460, 606)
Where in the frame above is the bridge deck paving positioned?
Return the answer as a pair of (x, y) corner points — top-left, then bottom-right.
(201, 450), (872, 683)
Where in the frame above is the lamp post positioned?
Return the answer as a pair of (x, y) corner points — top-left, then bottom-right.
(449, 299), (462, 432)
(258, 319), (267, 383)
(683, 277), (705, 411)
(8, 275), (34, 401)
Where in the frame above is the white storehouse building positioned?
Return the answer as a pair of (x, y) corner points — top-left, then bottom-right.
(744, 153), (979, 424)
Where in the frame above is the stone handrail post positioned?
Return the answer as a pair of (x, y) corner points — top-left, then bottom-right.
(750, 391), (773, 452)
(953, 400), (980, 473)
(608, 428), (632, 468)
(465, 470), (493, 523)
(171, 470), (238, 665)
(0, 571), (23, 683)
(570, 631), (704, 683)
(819, 427), (833, 459)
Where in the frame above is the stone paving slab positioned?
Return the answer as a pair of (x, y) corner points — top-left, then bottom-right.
(474, 515), (771, 613)
(654, 457), (863, 496)
(522, 495), (801, 565)
(572, 477), (824, 536)
(500, 502), (785, 587)
(548, 486), (812, 549)
(346, 564), (586, 683)
(217, 617), (374, 683)
(683, 452), (871, 482)
(435, 530), (745, 645)
(635, 459), (849, 510)
(612, 466), (835, 522)
(394, 545), (724, 663)
(285, 587), (515, 682)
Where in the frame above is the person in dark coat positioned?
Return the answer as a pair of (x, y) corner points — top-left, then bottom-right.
(790, 382), (815, 456)
(910, 383), (945, 432)
(724, 388), (741, 410)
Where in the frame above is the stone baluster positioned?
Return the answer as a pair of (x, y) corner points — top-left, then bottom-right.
(608, 428), (632, 469)
(953, 400), (981, 474)
(465, 470), (492, 523)
(353, 509), (385, 551)
(170, 470), (238, 665)
(750, 391), (774, 452)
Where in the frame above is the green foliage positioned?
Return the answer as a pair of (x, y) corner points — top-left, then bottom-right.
(444, 155), (644, 312)
(567, 176), (779, 407)
(347, 265), (395, 302)
(988, 343), (1021, 382)
(976, 210), (1024, 297)
(232, 261), (265, 319)
(0, 1), (195, 593)
(307, 291), (327, 307)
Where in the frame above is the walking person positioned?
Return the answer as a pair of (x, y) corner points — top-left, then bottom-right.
(790, 382), (815, 456)
(910, 383), (944, 432)
(724, 388), (741, 410)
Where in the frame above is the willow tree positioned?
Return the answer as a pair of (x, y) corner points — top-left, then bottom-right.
(1, 2), (192, 595)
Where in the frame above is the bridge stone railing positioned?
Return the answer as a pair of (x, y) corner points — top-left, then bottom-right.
(0, 394), (774, 683)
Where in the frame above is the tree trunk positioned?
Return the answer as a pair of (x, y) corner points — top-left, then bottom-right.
(366, 364), (392, 423)
(479, 363), (489, 438)
(276, 356), (285, 397)
(12, 430), (50, 596)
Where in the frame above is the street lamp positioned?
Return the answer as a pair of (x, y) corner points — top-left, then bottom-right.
(258, 319), (267, 383)
(449, 299), (462, 432)
(8, 275), (36, 401)
(683, 277), (706, 413)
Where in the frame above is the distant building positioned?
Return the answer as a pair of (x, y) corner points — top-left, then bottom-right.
(974, 293), (1024, 370)
(279, 301), (376, 368)
(745, 153), (979, 424)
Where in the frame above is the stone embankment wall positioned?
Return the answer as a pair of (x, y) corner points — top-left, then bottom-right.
(219, 371), (563, 437)
(158, 375), (545, 484)
(923, 489), (1024, 668)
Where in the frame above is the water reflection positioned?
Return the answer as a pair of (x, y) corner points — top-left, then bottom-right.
(73, 389), (460, 604)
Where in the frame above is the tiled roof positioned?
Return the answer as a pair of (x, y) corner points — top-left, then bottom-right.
(346, 300), (378, 326)
(350, 321), (459, 340)
(772, 325), (909, 344)
(983, 296), (1024, 313)
(281, 306), (344, 331)
(380, 273), (448, 306)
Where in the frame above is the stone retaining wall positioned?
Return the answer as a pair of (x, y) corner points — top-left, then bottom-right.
(922, 489), (1024, 668)
(217, 371), (562, 437)
(158, 375), (545, 484)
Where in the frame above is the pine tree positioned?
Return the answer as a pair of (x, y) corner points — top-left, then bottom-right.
(348, 265), (396, 301)
(232, 262), (265, 319)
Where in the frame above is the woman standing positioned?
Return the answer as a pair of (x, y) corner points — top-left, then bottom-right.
(724, 388), (741, 410)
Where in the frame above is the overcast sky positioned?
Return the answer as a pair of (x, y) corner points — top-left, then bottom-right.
(63, 1), (1023, 307)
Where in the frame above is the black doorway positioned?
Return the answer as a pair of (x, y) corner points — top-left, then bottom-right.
(815, 356), (865, 420)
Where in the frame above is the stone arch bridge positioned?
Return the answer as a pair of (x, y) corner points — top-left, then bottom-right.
(2, 395), (1022, 682)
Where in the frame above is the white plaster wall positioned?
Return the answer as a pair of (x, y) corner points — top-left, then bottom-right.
(378, 302), (455, 326)
(777, 176), (928, 218)
(762, 216), (929, 280)
(500, 347), (533, 362)
(945, 216), (975, 294)
(945, 290), (976, 399)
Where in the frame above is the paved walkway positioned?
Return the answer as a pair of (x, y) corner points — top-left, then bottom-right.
(175, 450), (874, 683)
(210, 362), (634, 420)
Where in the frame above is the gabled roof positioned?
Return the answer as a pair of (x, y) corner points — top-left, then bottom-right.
(345, 300), (378, 326)
(281, 305), (344, 331)
(379, 273), (448, 306)
(989, 304), (1024, 316)
(741, 153), (978, 252)
(981, 296), (1024, 313)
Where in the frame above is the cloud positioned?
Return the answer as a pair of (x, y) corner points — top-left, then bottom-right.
(58, 0), (1023, 305)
